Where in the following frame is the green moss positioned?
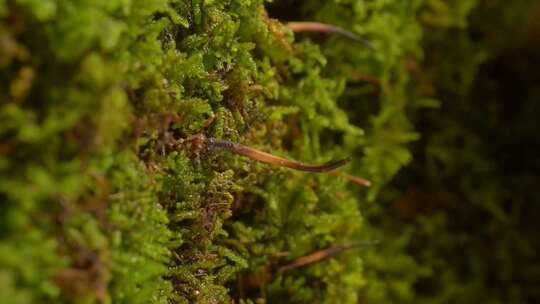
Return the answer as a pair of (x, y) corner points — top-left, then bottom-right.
(5, 0), (530, 303)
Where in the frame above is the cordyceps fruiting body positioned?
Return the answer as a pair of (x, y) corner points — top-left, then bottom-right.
(206, 137), (351, 173)
(182, 134), (371, 185)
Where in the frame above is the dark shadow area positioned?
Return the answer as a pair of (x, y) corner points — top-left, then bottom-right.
(385, 1), (540, 302)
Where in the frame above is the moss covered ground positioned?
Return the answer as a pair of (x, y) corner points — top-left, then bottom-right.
(1, 0), (539, 303)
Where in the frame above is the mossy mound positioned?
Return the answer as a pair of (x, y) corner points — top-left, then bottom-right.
(2, 0), (538, 303)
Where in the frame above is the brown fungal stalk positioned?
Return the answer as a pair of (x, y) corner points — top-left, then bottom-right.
(330, 171), (372, 187)
(207, 137), (350, 173)
(286, 21), (374, 49)
(277, 241), (379, 274)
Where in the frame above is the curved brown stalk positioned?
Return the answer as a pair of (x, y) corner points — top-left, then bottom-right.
(207, 138), (350, 173)
(277, 241), (379, 274)
(286, 21), (374, 49)
(330, 171), (372, 187)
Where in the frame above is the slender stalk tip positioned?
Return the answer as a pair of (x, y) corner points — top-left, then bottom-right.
(327, 157), (352, 170)
(286, 21), (375, 50)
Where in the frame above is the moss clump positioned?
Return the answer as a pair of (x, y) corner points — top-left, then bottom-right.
(5, 0), (535, 303)
(0, 0), (173, 302)
(1, 0), (426, 302)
